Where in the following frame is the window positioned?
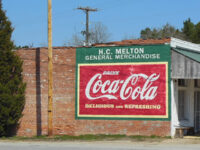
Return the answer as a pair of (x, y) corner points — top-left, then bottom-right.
(194, 79), (200, 88)
(178, 79), (189, 121)
(194, 92), (200, 131)
(178, 90), (187, 120)
(178, 79), (187, 87)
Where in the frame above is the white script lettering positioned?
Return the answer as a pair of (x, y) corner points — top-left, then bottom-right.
(85, 73), (160, 100)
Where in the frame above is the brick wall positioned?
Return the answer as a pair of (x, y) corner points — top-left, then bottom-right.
(16, 47), (171, 137)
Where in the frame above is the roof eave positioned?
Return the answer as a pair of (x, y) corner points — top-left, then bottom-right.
(170, 37), (200, 53)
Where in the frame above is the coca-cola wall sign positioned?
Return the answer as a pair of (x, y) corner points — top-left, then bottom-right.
(76, 45), (171, 120)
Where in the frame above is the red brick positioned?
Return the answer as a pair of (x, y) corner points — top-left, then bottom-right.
(15, 47), (171, 137)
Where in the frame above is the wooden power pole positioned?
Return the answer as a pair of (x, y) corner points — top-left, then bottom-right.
(48, 0), (53, 136)
(77, 7), (97, 46)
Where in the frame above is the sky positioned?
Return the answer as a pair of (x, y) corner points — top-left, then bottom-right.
(3, 0), (200, 47)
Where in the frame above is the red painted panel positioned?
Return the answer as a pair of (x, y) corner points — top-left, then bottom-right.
(78, 63), (168, 118)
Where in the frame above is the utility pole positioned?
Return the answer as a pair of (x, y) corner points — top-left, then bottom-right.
(77, 7), (97, 46)
(48, 0), (53, 136)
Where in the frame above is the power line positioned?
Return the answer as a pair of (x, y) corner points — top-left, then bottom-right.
(77, 7), (98, 46)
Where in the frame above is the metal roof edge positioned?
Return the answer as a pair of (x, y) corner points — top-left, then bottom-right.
(170, 37), (200, 53)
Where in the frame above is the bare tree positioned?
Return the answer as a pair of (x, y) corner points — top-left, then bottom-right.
(122, 34), (136, 40)
(90, 22), (110, 44)
(67, 22), (111, 46)
(67, 32), (84, 46)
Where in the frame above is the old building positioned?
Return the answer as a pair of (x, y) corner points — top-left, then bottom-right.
(16, 37), (200, 137)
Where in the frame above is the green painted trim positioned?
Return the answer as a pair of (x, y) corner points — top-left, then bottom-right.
(75, 117), (171, 121)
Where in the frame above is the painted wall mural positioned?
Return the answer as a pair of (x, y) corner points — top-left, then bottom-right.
(76, 45), (171, 120)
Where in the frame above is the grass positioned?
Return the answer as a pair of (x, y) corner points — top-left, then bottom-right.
(0, 134), (171, 142)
